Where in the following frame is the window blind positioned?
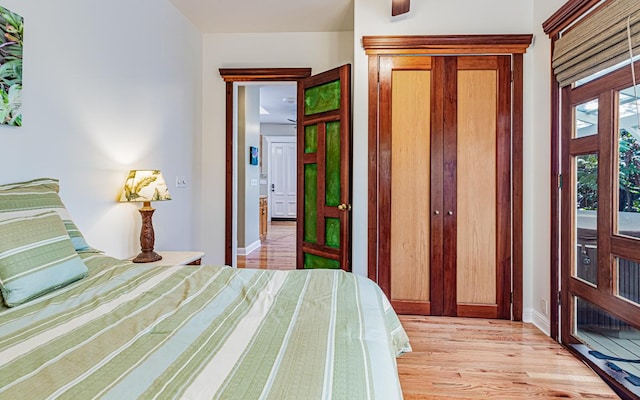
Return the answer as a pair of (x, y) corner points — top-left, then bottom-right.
(552, 0), (640, 87)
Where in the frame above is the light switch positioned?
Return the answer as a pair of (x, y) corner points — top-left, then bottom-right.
(250, 179), (258, 186)
(176, 176), (187, 188)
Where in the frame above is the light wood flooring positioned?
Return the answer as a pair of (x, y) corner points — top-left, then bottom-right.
(399, 316), (619, 399)
(237, 221), (296, 270)
(236, 222), (619, 398)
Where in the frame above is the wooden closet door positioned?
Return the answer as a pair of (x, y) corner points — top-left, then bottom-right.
(377, 55), (512, 319)
(379, 56), (437, 315)
(448, 56), (512, 319)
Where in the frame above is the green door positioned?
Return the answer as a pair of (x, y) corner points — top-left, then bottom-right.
(297, 64), (352, 271)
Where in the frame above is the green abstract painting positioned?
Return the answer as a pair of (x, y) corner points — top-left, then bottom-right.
(0, 6), (22, 126)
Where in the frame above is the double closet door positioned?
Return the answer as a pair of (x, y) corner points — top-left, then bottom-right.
(373, 55), (513, 319)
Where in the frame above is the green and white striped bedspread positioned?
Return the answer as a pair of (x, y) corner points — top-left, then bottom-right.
(0, 253), (411, 400)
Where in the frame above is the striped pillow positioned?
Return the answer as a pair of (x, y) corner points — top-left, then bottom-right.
(0, 178), (93, 251)
(0, 211), (88, 307)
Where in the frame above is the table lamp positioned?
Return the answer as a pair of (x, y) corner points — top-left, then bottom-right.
(119, 170), (171, 263)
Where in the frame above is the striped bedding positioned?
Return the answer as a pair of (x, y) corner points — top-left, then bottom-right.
(0, 253), (410, 400)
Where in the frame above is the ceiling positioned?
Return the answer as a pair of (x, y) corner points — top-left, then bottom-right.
(168, 0), (354, 33)
(259, 85), (297, 125)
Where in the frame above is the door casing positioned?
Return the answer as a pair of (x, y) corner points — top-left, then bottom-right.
(219, 68), (311, 267)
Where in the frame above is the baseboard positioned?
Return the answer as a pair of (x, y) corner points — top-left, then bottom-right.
(524, 308), (551, 336)
(238, 240), (261, 256)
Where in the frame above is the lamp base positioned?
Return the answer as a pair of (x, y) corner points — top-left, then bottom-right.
(132, 250), (162, 263)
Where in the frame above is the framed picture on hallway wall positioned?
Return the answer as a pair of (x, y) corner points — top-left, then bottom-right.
(249, 146), (259, 165)
(0, 5), (23, 127)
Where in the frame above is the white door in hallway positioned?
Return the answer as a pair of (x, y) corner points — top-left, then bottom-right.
(270, 141), (297, 219)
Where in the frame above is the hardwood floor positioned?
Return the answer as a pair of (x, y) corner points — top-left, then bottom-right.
(399, 316), (619, 399)
(236, 222), (618, 398)
(237, 221), (296, 270)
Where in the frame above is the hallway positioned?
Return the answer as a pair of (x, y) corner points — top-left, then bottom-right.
(237, 221), (296, 270)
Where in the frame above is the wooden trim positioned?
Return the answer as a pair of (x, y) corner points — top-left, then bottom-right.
(339, 64), (352, 271)
(219, 68), (312, 82)
(225, 81), (233, 265)
(496, 55), (513, 320)
(542, 0), (610, 38)
(442, 56), (458, 317)
(560, 85), (573, 345)
(512, 53), (524, 321)
(550, 33), (561, 340)
(367, 55), (379, 282)
(317, 123), (327, 247)
(429, 57), (445, 316)
(569, 135), (599, 155)
(362, 34), (533, 55)
(392, 300), (431, 315)
(457, 304), (499, 319)
(597, 90), (614, 299)
(220, 68), (312, 267)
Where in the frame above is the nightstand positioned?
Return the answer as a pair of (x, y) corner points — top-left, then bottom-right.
(131, 251), (205, 267)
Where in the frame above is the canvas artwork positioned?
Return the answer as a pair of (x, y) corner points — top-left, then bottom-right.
(249, 146), (259, 165)
(0, 5), (22, 126)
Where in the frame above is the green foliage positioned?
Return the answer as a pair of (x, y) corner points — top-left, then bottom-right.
(576, 129), (640, 212)
(618, 129), (640, 212)
(577, 154), (598, 210)
(0, 6), (23, 127)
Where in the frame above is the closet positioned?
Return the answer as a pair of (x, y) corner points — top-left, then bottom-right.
(364, 35), (532, 320)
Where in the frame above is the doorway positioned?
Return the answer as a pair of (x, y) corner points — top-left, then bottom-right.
(219, 68), (311, 268)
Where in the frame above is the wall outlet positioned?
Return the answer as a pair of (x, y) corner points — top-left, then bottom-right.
(176, 176), (187, 188)
(541, 298), (549, 316)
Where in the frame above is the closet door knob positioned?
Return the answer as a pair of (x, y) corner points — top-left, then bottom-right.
(447, 211), (454, 216)
(433, 210), (440, 215)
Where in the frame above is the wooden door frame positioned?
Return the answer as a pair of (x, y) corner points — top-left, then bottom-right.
(363, 35), (532, 320)
(219, 68), (312, 266)
(542, 0), (611, 342)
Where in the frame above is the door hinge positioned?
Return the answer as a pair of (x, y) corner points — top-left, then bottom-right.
(558, 173), (563, 189)
(510, 292), (513, 304)
(557, 291), (562, 307)
(511, 70), (514, 82)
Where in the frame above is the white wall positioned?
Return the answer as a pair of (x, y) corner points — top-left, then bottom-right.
(530, 0), (568, 335)
(237, 86), (261, 249)
(0, 0), (202, 259)
(201, 31), (354, 265)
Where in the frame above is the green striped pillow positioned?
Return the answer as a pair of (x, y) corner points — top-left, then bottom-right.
(0, 178), (93, 251)
(0, 211), (88, 307)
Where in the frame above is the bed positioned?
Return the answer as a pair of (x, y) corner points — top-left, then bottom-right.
(0, 178), (410, 400)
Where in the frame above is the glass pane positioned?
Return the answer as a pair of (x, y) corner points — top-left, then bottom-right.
(617, 257), (640, 306)
(574, 297), (640, 385)
(325, 121), (340, 207)
(304, 253), (340, 269)
(304, 164), (317, 243)
(305, 125), (318, 153)
(616, 86), (640, 239)
(325, 218), (340, 249)
(574, 99), (598, 138)
(305, 80), (340, 115)
(575, 154), (598, 286)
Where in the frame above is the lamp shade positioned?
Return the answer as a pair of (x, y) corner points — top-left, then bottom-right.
(119, 170), (172, 203)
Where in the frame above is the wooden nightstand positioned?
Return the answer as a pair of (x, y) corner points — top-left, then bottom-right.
(131, 251), (205, 267)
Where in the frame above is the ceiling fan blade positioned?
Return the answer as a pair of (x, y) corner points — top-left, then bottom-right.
(392, 0), (410, 16)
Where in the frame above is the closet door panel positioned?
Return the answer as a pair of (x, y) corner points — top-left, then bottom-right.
(456, 69), (498, 306)
(390, 69), (432, 303)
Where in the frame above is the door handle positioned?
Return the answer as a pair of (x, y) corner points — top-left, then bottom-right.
(434, 210), (440, 215)
(337, 203), (352, 211)
(447, 210), (454, 215)
(271, 184), (275, 192)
